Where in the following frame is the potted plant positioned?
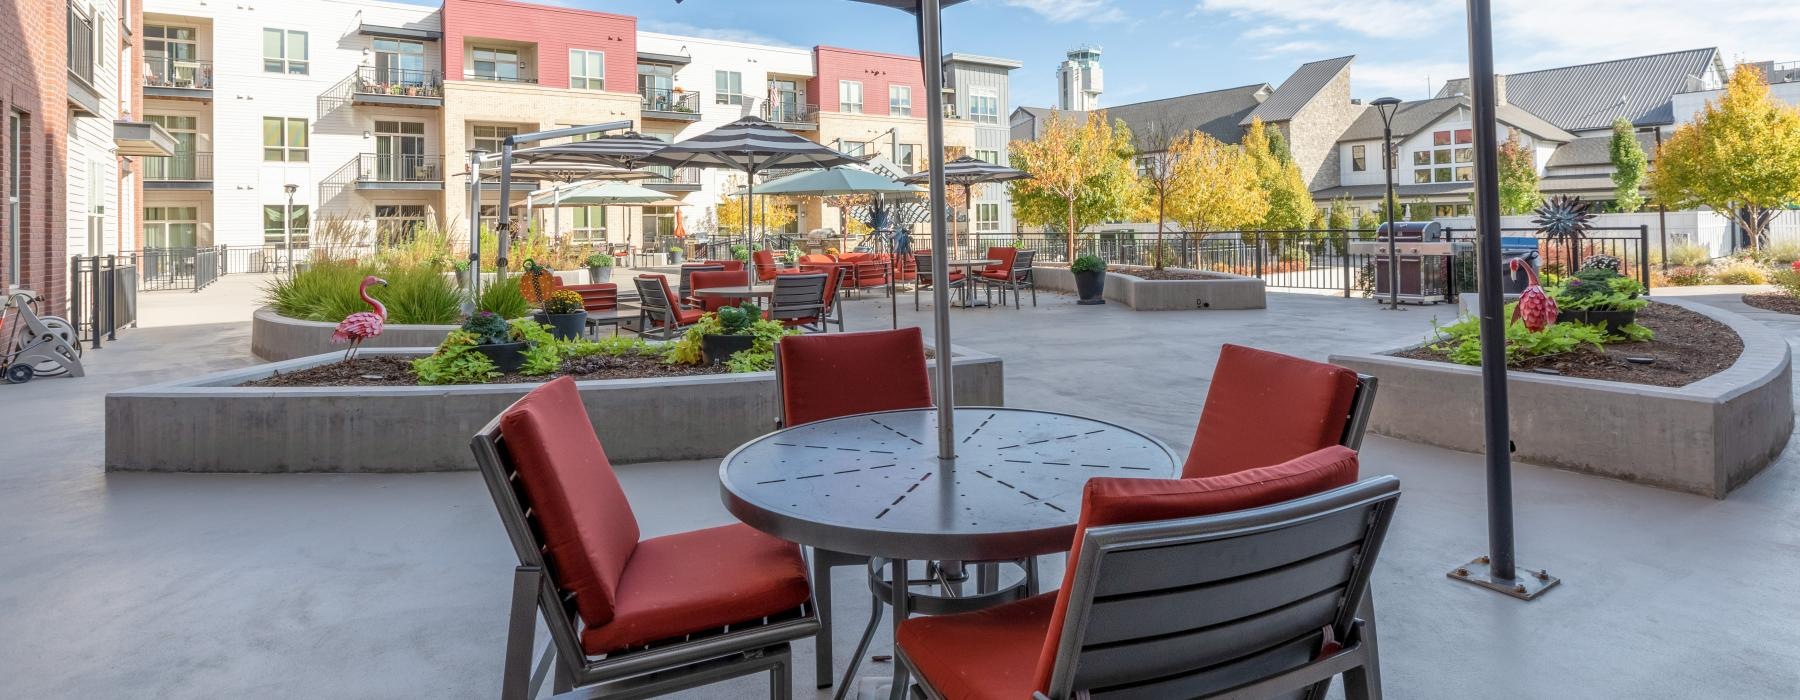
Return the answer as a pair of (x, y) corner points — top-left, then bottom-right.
(1551, 265), (1648, 334)
(668, 245), (685, 264)
(583, 251), (614, 283)
(534, 289), (588, 341)
(464, 311), (527, 373)
(700, 302), (761, 365)
(1072, 255), (1107, 305)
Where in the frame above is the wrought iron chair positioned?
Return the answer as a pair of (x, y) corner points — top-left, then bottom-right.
(633, 275), (702, 341)
(470, 377), (819, 700)
(912, 251), (966, 311)
(895, 450), (1398, 700)
(765, 273), (828, 329)
(980, 249), (1037, 308)
(1183, 344), (1378, 479)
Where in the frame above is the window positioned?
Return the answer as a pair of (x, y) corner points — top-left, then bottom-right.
(839, 80), (863, 113)
(68, 2), (97, 84)
(1351, 144), (1366, 172)
(572, 205), (606, 243)
(1415, 130), (1477, 184)
(6, 112), (21, 288)
(472, 124), (517, 153)
(375, 204), (428, 244)
(642, 205), (680, 243)
(974, 149), (1000, 165)
(144, 206), (198, 249)
(147, 114), (198, 180)
(1413, 170), (1431, 184)
(373, 39), (426, 85)
(471, 47), (519, 82)
(262, 117), (308, 162)
(968, 91), (1000, 124)
(263, 28), (308, 74)
(569, 49), (605, 90)
(888, 85), (912, 117)
(1136, 155), (1156, 177)
(715, 70), (744, 105)
(86, 158), (106, 254)
(895, 144), (917, 173)
(974, 203), (1000, 232)
(840, 140), (867, 157)
(263, 204), (309, 247)
(1434, 204), (1472, 218)
(145, 25), (201, 88)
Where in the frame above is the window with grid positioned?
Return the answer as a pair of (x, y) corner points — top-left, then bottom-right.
(262, 28), (308, 74)
(974, 203), (1000, 232)
(262, 117), (308, 162)
(572, 205), (606, 243)
(969, 92), (999, 123)
(264, 204), (309, 247)
(839, 80), (863, 113)
(896, 144), (917, 173)
(570, 49), (604, 90)
(375, 205), (428, 244)
(715, 71), (744, 105)
(471, 47), (519, 82)
(889, 85), (912, 116)
(1412, 129), (1473, 183)
(974, 149), (1000, 165)
(472, 125), (517, 153)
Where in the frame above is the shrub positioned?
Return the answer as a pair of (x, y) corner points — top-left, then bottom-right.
(543, 290), (585, 315)
(411, 330), (498, 385)
(476, 280), (531, 319)
(1709, 259), (1769, 285)
(665, 309), (797, 371)
(1770, 268), (1800, 298)
(1661, 265), (1709, 286)
(375, 265), (463, 325)
(1579, 254), (1622, 273)
(1275, 245), (1311, 265)
(461, 311), (511, 345)
(263, 260), (461, 324)
(1427, 310), (1609, 366)
(1766, 240), (1800, 265)
(1552, 268), (1649, 312)
(1071, 255), (1107, 274)
(1660, 242), (1712, 267)
(582, 251), (613, 268)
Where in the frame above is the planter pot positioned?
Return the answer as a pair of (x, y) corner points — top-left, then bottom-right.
(587, 266), (613, 284)
(701, 334), (755, 365)
(1074, 269), (1107, 305)
(533, 311), (588, 341)
(474, 342), (528, 374)
(1557, 308), (1637, 335)
(669, 251), (685, 264)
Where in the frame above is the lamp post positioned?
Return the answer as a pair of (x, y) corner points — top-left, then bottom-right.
(1371, 97), (1402, 310)
(282, 183), (298, 279)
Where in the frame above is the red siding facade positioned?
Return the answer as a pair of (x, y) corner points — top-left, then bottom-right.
(0, 0), (68, 311)
(441, 0), (636, 92)
(812, 46), (925, 115)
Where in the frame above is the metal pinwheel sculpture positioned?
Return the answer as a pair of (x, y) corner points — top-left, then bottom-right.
(1531, 195), (1597, 274)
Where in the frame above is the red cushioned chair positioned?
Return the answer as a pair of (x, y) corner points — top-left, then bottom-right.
(690, 270), (751, 312)
(894, 447), (1398, 700)
(470, 377), (819, 700)
(703, 259), (746, 272)
(979, 246), (1017, 278)
(913, 250), (967, 311)
(633, 275), (703, 340)
(1184, 344), (1379, 479)
(752, 249), (779, 282)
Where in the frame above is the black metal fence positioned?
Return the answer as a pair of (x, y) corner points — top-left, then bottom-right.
(67, 255), (138, 347)
(1443, 225), (1652, 292)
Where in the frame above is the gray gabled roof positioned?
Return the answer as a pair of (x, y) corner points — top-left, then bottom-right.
(1439, 48), (1722, 131)
(1337, 96), (1575, 143)
(1545, 132), (1658, 169)
(1012, 84), (1272, 150)
(1241, 55), (1354, 126)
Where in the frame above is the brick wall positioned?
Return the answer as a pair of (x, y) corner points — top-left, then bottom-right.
(1, 0), (69, 313)
(813, 46), (925, 116)
(441, 0), (635, 92)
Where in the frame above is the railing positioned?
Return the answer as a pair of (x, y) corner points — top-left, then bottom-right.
(67, 254), (137, 348)
(144, 152), (212, 181)
(348, 153), (443, 183)
(133, 246), (224, 292)
(1444, 225), (1651, 292)
(68, 6), (95, 86)
(466, 72), (536, 84)
(352, 66), (444, 98)
(643, 165), (702, 186)
(762, 101), (817, 124)
(640, 87), (699, 114)
(144, 57), (213, 89)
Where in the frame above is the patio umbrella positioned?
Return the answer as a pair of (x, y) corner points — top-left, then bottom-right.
(641, 116), (858, 282)
(507, 131), (670, 167)
(900, 155), (1029, 257)
(500, 161), (652, 239)
(528, 181), (671, 257)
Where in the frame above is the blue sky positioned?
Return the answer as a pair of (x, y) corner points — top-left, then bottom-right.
(425, 0), (1799, 109)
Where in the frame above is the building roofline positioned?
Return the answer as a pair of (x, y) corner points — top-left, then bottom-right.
(943, 52), (1023, 69)
(636, 30), (811, 56)
(815, 45), (921, 63)
(1089, 82), (1271, 112)
(1459, 47), (1717, 82)
(445, 0), (635, 23)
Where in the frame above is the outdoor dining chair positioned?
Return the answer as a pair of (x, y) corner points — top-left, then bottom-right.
(981, 249), (1037, 308)
(678, 263), (725, 307)
(702, 258), (747, 272)
(797, 266), (849, 333)
(913, 251), (967, 311)
(1183, 344), (1378, 479)
(894, 446), (1398, 700)
(689, 269), (751, 312)
(633, 275), (702, 341)
(752, 249), (780, 282)
(765, 273), (829, 329)
(469, 377), (819, 700)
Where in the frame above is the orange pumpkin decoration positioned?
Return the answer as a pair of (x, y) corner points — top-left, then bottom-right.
(520, 258), (557, 305)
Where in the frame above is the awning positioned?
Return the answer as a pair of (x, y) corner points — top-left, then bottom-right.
(112, 120), (176, 157)
(637, 51), (691, 66)
(357, 23), (442, 41)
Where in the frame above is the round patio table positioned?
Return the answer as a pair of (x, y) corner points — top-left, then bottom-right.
(689, 284), (776, 300)
(720, 406), (1177, 698)
(944, 259), (997, 308)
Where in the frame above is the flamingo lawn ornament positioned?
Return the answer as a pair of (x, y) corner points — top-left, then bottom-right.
(332, 275), (388, 360)
(1509, 258), (1556, 333)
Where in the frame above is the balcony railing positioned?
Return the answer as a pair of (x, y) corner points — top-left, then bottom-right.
(762, 101), (818, 124)
(640, 87), (700, 115)
(144, 152), (212, 181)
(350, 153), (443, 183)
(466, 72), (536, 84)
(352, 66), (443, 99)
(643, 165), (702, 186)
(144, 57), (213, 90)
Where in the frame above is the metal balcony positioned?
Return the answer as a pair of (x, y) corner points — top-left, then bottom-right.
(640, 87), (701, 121)
(144, 58), (213, 100)
(349, 67), (444, 107)
(761, 101), (818, 130)
(347, 153), (443, 190)
(643, 165), (702, 193)
(143, 152), (213, 191)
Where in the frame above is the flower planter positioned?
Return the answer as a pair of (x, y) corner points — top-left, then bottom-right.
(1074, 270), (1106, 305)
(534, 311), (588, 341)
(474, 342), (527, 373)
(1556, 308), (1637, 335)
(587, 266), (613, 284)
(700, 334), (755, 365)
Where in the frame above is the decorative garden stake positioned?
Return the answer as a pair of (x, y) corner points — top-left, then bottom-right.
(1510, 258), (1556, 333)
(1531, 195), (1597, 274)
(331, 275), (388, 361)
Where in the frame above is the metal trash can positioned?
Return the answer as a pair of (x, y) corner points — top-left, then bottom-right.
(1499, 237), (1539, 294)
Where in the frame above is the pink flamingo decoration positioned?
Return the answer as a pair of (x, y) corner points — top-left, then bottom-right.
(332, 275), (388, 360)
(1509, 258), (1557, 333)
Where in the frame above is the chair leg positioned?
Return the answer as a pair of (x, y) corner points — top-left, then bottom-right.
(771, 646), (794, 700)
(813, 550), (834, 689)
(501, 566), (542, 700)
(1346, 590), (1384, 700)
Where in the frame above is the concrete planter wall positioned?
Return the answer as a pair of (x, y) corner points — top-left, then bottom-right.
(1329, 299), (1790, 498)
(107, 345), (1004, 473)
(1033, 266), (1266, 310)
(252, 307), (459, 362)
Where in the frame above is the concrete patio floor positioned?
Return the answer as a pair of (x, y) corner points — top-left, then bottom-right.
(2, 274), (1797, 698)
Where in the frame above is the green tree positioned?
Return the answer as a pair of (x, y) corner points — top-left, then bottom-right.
(1010, 112), (1144, 261)
(1652, 64), (1800, 250)
(1326, 198), (1354, 231)
(1608, 118), (1649, 213)
(1243, 118), (1316, 231)
(1355, 209), (1382, 237)
(1497, 128), (1541, 215)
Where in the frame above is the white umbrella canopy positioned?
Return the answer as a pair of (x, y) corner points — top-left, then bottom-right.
(733, 166), (922, 197)
(529, 181), (669, 207)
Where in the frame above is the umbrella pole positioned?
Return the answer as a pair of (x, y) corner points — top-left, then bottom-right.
(467, 150), (484, 308)
(552, 186), (561, 241)
(497, 139), (513, 277)
(746, 165), (757, 289)
(919, 0), (955, 462)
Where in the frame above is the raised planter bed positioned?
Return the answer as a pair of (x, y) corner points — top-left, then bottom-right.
(1032, 266), (1265, 310)
(106, 345), (1004, 473)
(251, 307), (459, 362)
(1329, 298), (1790, 498)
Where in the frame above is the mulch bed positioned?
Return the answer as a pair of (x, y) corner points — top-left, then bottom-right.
(1115, 268), (1214, 281)
(1741, 292), (1800, 315)
(242, 354), (726, 387)
(1393, 302), (1741, 388)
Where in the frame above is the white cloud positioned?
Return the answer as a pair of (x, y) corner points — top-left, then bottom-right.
(1352, 60), (1469, 100)
(1002, 0), (1128, 24)
(1198, 0), (1453, 37)
(1242, 23), (1309, 39)
(1259, 40), (1331, 58)
(638, 20), (797, 48)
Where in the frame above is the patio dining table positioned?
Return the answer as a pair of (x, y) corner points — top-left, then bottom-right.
(720, 406), (1177, 699)
(944, 259), (997, 308)
(689, 284), (777, 300)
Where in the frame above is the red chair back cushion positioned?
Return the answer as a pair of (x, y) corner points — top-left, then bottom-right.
(799, 254), (835, 265)
(1184, 344), (1359, 479)
(498, 377), (641, 629)
(704, 259), (746, 271)
(690, 270), (751, 311)
(984, 247), (1017, 274)
(1032, 445), (1362, 693)
(639, 273), (682, 313)
(777, 327), (932, 426)
(752, 249), (777, 281)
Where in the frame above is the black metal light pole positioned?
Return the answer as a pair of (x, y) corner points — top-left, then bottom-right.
(282, 183), (298, 279)
(1448, 0), (1559, 600)
(1371, 97), (1402, 310)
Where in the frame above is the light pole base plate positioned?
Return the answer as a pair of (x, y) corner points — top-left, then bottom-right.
(1447, 555), (1560, 600)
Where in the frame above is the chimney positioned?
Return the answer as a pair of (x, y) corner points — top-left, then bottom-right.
(1494, 74), (1508, 105)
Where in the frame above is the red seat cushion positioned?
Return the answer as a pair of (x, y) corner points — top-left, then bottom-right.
(702, 259), (745, 272)
(498, 377), (641, 630)
(640, 274), (703, 327)
(1184, 344), (1359, 479)
(580, 522), (811, 655)
(982, 247), (1017, 274)
(897, 592), (1055, 700)
(690, 270), (751, 311)
(777, 327), (932, 426)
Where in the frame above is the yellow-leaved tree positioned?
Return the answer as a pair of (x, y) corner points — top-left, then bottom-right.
(1009, 112), (1143, 261)
(1652, 64), (1800, 250)
(1167, 132), (1268, 238)
(1242, 118), (1315, 232)
(714, 194), (798, 240)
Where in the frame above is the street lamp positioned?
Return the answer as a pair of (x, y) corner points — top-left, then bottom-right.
(1371, 96), (1403, 310)
(282, 183), (298, 279)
